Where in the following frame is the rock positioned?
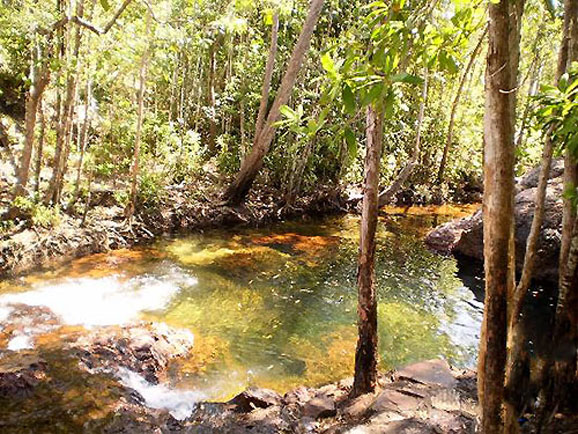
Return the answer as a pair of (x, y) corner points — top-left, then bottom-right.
(228, 387), (283, 413)
(518, 158), (564, 190)
(396, 359), (457, 388)
(0, 354), (47, 398)
(303, 394), (337, 419)
(371, 389), (423, 413)
(425, 169), (564, 283)
(341, 392), (377, 419)
(73, 322), (194, 383)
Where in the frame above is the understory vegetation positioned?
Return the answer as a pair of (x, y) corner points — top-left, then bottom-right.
(0, 0), (560, 225)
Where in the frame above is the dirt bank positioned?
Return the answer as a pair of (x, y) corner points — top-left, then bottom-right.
(0, 184), (347, 278)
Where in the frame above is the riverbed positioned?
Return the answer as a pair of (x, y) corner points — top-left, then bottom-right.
(0, 206), (485, 407)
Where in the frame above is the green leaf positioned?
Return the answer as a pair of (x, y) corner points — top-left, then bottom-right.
(361, 83), (384, 106)
(391, 72), (423, 85)
(342, 83), (355, 114)
(99, 0), (111, 11)
(321, 53), (336, 76)
(344, 128), (357, 159)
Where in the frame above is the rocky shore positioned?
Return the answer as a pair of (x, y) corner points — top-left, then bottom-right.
(0, 305), (478, 433)
(425, 160), (564, 283)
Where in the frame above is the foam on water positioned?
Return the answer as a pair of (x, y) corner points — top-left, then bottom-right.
(0, 271), (196, 327)
(7, 334), (34, 351)
(117, 368), (205, 420)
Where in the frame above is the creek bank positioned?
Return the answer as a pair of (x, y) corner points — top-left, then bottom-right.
(0, 184), (347, 278)
(0, 305), (477, 433)
(425, 160), (564, 283)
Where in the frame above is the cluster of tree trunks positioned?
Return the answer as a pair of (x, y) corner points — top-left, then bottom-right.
(479, 0), (578, 432)
(11, 0), (134, 207)
(223, 0), (325, 205)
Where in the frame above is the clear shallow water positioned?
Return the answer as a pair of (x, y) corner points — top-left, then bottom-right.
(0, 206), (484, 402)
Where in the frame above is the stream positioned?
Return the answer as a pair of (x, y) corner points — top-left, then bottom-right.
(0, 205), (489, 425)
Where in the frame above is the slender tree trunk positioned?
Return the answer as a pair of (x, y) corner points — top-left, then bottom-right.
(515, 63), (541, 150)
(207, 41), (217, 153)
(34, 99), (46, 194)
(125, 10), (151, 221)
(14, 34), (49, 195)
(505, 14), (571, 427)
(437, 26), (487, 183)
(378, 70), (428, 207)
(351, 105), (383, 398)
(223, 0), (325, 205)
(541, 0), (578, 418)
(47, 0), (85, 205)
(478, 1), (523, 432)
(254, 11), (279, 140)
(72, 76), (92, 205)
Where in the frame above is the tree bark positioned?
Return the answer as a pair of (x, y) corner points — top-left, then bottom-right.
(34, 99), (46, 194)
(125, 10), (151, 221)
(14, 34), (50, 195)
(223, 0), (325, 205)
(478, 1), (522, 432)
(542, 0), (578, 417)
(351, 105), (383, 398)
(254, 11), (279, 141)
(72, 76), (92, 205)
(47, 0), (85, 205)
(505, 11), (570, 426)
(378, 70), (428, 207)
(437, 26), (487, 184)
(207, 40), (217, 153)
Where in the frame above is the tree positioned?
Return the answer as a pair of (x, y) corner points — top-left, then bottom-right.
(505, 3), (574, 427)
(351, 104), (383, 398)
(437, 26), (487, 184)
(223, 0), (325, 205)
(13, 33), (50, 195)
(477, 0), (524, 432)
(378, 70), (428, 206)
(125, 9), (152, 222)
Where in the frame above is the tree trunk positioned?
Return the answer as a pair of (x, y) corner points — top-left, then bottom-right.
(207, 41), (217, 153)
(223, 0), (325, 205)
(437, 26), (487, 184)
(505, 12), (571, 426)
(125, 10), (151, 221)
(478, 1), (523, 432)
(542, 0), (578, 418)
(72, 76), (92, 205)
(47, 0), (85, 205)
(378, 70), (428, 207)
(34, 99), (46, 194)
(254, 11), (279, 140)
(14, 34), (50, 195)
(351, 105), (383, 398)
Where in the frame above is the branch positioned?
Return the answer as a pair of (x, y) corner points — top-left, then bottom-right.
(47, 0), (133, 36)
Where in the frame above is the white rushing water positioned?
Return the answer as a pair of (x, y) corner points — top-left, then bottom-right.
(117, 368), (205, 420)
(0, 269), (197, 327)
(7, 334), (34, 351)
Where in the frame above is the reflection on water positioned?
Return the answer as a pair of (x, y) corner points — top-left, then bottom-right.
(0, 205), (484, 402)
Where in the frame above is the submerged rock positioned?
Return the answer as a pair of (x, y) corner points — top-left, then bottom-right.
(425, 164), (564, 283)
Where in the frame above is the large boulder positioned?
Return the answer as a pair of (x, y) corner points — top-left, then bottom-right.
(425, 162), (564, 283)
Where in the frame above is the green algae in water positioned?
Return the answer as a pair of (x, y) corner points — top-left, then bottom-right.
(0, 209), (483, 403)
